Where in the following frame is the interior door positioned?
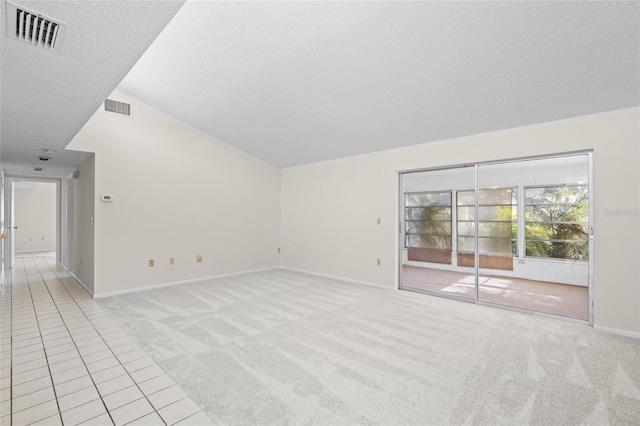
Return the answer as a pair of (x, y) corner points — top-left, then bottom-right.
(1, 174), (4, 278)
(9, 180), (15, 269)
(3, 180), (16, 270)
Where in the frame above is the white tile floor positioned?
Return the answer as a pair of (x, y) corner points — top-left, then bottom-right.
(0, 257), (213, 425)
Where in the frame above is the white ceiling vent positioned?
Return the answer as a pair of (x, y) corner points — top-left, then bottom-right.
(104, 99), (132, 117)
(6, 1), (68, 51)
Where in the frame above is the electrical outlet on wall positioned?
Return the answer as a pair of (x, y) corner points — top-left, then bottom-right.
(376, 258), (381, 266)
(169, 257), (174, 265)
(149, 259), (155, 267)
(196, 255), (203, 263)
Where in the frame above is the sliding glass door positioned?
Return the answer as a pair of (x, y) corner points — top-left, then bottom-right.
(400, 153), (592, 323)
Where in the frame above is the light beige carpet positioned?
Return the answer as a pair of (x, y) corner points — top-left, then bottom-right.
(99, 269), (639, 425)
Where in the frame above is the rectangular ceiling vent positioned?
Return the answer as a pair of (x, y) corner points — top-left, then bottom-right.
(104, 99), (132, 117)
(6, 1), (68, 51)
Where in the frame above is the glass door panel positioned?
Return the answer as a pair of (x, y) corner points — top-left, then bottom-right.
(456, 188), (516, 270)
(400, 154), (591, 323)
(476, 155), (590, 320)
(401, 166), (475, 300)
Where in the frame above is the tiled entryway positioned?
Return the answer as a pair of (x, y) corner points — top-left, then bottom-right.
(0, 257), (213, 425)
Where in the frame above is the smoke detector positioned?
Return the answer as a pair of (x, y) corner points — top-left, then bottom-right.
(6, 1), (68, 51)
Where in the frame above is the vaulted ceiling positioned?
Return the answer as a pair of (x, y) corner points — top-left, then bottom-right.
(2, 1), (639, 176)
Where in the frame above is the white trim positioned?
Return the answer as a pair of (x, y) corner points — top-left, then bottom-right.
(15, 249), (56, 254)
(55, 179), (61, 265)
(93, 266), (280, 299)
(594, 325), (640, 339)
(281, 266), (396, 290)
(588, 151), (594, 325)
(67, 260), (639, 339)
(4, 176), (62, 268)
(68, 271), (94, 298)
(4, 179), (14, 270)
(65, 172), (74, 271)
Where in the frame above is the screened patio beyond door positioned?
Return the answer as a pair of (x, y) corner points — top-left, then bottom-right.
(400, 154), (592, 322)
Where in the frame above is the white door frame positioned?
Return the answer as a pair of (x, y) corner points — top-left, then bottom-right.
(65, 172), (75, 272)
(398, 151), (594, 326)
(4, 176), (62, 268)
(4, 180), (15, 270)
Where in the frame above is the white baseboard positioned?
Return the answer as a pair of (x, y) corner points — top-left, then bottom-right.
(280, 266), (396, 290)
(68, 271), (94, 298)
(93, 266), (280, 299)
(65, 263), (640, 339)
(594, 325), (640, 339)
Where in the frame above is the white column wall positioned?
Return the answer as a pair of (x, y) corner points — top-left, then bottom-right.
(67, 91), (281, 295)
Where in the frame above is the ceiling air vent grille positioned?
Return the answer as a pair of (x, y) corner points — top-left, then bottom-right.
(104, 99), (132, 117)
(6, 2), (68, 51)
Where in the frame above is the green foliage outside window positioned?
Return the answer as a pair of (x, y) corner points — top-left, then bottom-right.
(525, 185), (589, 260)
(405, 192), (452, 250)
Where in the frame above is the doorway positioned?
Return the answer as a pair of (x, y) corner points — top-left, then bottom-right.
(4, 178), (61, 269)
(399, 153), (593, 323)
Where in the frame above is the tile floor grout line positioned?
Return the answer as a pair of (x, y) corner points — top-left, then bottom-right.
(7, 256), (210, 426)
(3, 264), (13, 426)
(44, 262), (162, 425)
(28, 256), (115, 426)
(39, 257), (171, 426)
(18, 257), (60, 424)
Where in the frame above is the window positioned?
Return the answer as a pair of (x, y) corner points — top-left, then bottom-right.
(404, 185), (589, 264)
(457, 188), (517, 270)
(525, 185), (589, 260)
(405, 191), (452, 264)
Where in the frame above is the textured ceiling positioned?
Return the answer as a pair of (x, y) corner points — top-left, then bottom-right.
(2, 1), (639, 176)
(118, 1), (640, 168)
(0, 0), (185, 177)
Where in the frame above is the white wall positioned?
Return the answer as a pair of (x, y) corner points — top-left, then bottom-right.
(1, 166), (4, 278)
(73, 156), (96, 292)
(14, 182), (56, 252)
(281, 107), (640, 334)
(67, 91), (281, 295)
